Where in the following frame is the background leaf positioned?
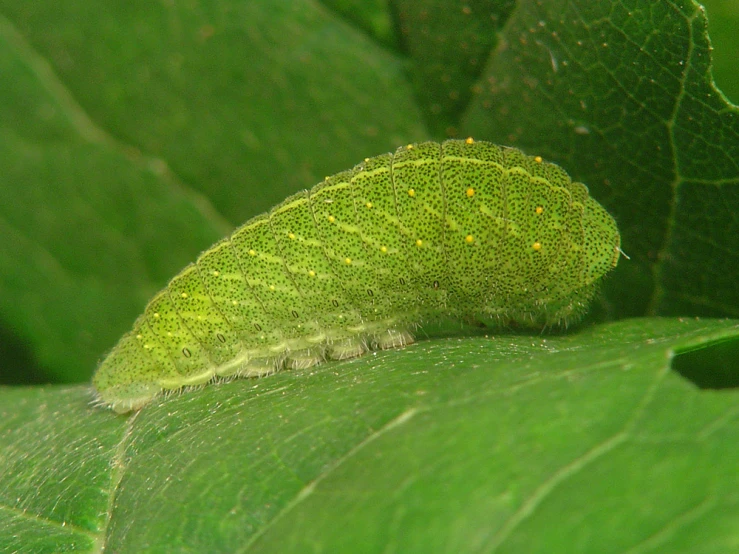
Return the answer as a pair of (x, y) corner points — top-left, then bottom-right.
(462, 0), (739, 321)
(0, 1), (738, 552)
(701, 0), (739, 103)
(0, 0), (737, 383)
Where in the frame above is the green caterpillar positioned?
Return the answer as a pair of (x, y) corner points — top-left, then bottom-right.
(93, 139), (621, 413)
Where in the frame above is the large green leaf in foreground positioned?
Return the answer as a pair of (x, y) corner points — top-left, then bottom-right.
(1, 318), (737, 553)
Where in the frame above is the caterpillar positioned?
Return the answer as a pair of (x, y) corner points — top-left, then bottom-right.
(93, 139), (621, 413)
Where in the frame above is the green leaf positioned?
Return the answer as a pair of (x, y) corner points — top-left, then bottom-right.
(1, 319), (738, 552)
(462, 0), (739, 320)
(0, 1), (426, 382)
(701, 0), (739, 103)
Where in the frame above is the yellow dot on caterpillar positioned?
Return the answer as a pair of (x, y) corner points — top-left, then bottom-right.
(534, 156), (543, 163)
(328, 215), (336, 223)
(269, 285), (276, 291)
(167, 332), (173, 337)
(532, 241), (542, 251)
(465, 136), (474, 144)
(408, 189), (416, 197)
(232, 300), (238, 306)
(364, 157), (370, 162)
(308, 270), (316, 277)
(212, 270), (220, 276)
(136, 334), (143, 340)
(365, 202), (373, 209)
(406, 144), (414, 150)
(535, 206), (544, 215)
(415, 239), (423, 247)
(465, 235), (474, 244)
(344, 257), (352, 265)
(248, 249), (256, 256)
(153, 313), (160, 318)
(288, 232), (296, 240)
(380, 246), (388, 253)
(466, 187), (475, 197)
(143, 344), (151, 350)
(181, 292), (188, 298)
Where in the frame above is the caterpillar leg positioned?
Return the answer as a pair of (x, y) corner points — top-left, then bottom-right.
(327, 337), (368, 360)
(374, 329), (414, 350)
(238, 358), (278, 378)
(95, 382), (161, 414)
(286, 348), (324, 370)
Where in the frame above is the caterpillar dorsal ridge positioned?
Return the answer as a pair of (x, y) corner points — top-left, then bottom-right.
(93, 139), (621, 413)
